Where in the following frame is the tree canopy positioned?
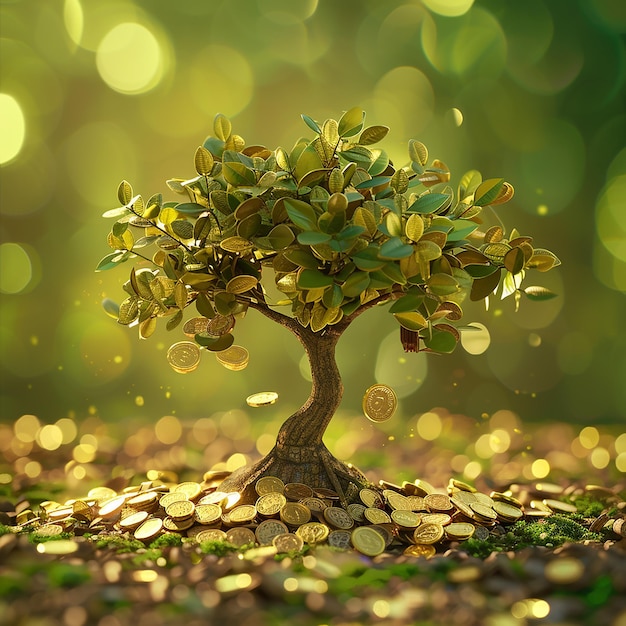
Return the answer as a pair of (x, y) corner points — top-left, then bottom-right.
(98, 108), (560, 362)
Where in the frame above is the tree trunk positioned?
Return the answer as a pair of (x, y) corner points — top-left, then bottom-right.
(218, 325), (370, 504)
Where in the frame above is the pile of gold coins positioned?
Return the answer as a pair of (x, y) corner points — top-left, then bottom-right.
(16, 472), (624, 558)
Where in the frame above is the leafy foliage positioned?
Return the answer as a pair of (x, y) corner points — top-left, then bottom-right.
(98, 109), (560, 355)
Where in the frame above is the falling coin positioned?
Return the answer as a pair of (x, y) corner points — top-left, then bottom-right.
(167, 341), (201, 373)
(362, 383), (397, 422)
(182, 317), (210, 338)
(246, 391), (279, 407)
(215, 345), (249, 371)
(207, 314), (235, 337)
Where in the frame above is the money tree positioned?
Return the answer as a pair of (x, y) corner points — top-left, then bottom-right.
(98, 108), (560, 503)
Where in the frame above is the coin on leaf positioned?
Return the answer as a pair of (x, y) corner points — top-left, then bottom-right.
(362, 383), (397, 422)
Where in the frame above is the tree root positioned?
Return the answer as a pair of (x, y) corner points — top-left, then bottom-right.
(218, 443), (371, 507)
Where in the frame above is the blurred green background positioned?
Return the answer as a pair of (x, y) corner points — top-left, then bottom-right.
(1, 0), (625, 435)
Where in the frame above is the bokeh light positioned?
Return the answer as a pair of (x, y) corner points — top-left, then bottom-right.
(0, 243), (37, 295)
(0, 93), (25, 164)
(96, 22), (166, 94)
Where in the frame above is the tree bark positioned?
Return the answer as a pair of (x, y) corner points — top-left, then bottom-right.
(218, 313), (370, 504)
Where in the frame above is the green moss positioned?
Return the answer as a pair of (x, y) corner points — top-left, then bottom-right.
(29, 531), (72, 543)
(198, 540), (240, 556)
(462, 516), (603, 558)
(0, 524), (13, 536)
(149, 533), (183, 549)
(571, 495), (606, 518)
(95, 535), (145, 553)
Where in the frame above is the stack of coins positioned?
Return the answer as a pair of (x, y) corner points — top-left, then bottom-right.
(17, 474), (625, 559)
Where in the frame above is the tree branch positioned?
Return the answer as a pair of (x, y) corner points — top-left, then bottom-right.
(336, 290), (402, 332)
(247, 300), (306, 338)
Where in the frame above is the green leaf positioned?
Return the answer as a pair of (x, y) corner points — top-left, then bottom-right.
(95, 251), (129, 271)
(338, 107), (364, 137)
(295, 144), (324, 182)
(394, 311), (427, 331)
(470, 268), (501, 301)
(284, 198), (318, 231)
(174, 282), (187, 310)
(407, 193), (450, 214)
(354, 176), (391, 190)
(301, 114), (321, 134)
(428, 273), (459, 296)
(447, 219), (479, 242)
(408, 140), (428, 166)
(298, 269), (334, 289)
(194, 146), (214, 176)
(213, 114), (232, 141)
(341, 271), (369, 297)
(196, 332), (234, 351)
(102, 206), (132, 219)
(298, 231), (332, 245)
(424, 328), (457, 353)
(379, 237), (414, 259)
(391, 168), (409, 194)
(458, 170), (482, 200)
(473, 178), (504, 206)
(389, 292), (425, 314)
(359, 125), (389, 145)
(139, 317), (157, 339)
(118, 297), (139, 324)
(352, 246), (386, 271)
(171, 220), (194, 239)
(102, 297), (120, 319)
(266, 224), (295, 250)
(195, 292), (215, 318)
(465, 264), (500, 278)
(284, 248), (320, 269)
(339, 146), (373, 167)
(322, 284), (344, 308)
(166, 310), (183, 331)
(504, 247), (525, 274)
(175, 202), (206, 216)
(222, 162), (256, 187)
(117, 180), (133, 205)
(523, 286), (558, 301)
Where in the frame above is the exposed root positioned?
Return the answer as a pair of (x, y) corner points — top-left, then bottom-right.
(218, 443), (371, 506)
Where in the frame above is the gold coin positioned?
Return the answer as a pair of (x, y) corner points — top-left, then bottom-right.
(405, 495), (426, 512)
(255, 519), (289, 546)
(385, 491), (411, 511)
(327, 529), (353, 550)
(364, 507), (392, 524)
(118, 511), (149, 530)
(98, 496), (126, 519)
(444, 522), (475, 541)
(490, 491), (522, 508)
(362, 383), (397, 422)
(34, 524), (64, 537)
(195, 528), (228, 543)
(246, 391), (279, 407)
(194, 503), (222, 525)
(420, 513), (451, 526)
(198, 491), (228, 506)
(413, 522), (444, 545)
(207, 314), (235, 336)
(470, 502), (498, 522)
(273, 532), (304, 553)
(255, 476), (285, 496)
(351, 526), (386, 556)
(72, 500), (94, 521)
(163, 516), (194, 532)
(346, 503), (367, 522)
(450, 497), (475, 519)
(159, 492), (188, 509)
(455, 490), (478, 505)
(403, 543), (436, 559)
(215, 345), (249, 371)
(403, 479), (434, 497)
(449, 479), (476, 493)
(225, 275), (259, 295)
(183, 316), (210, 337)
(174, 482), (202, 501)
(167, 341), (201, 372)
(226, 527), (256, 547)
(280, 502), (312, 527)
(473, 492), (495, 507)
(127, 492), (158, 511)
(424, 493), (453, 512)
(323, 506), (355, 530)
(296, 522), (329, 544)
(256, 493), (287, 517)
(543, 499), (578, 514)
(228, 504), (257, 525)
(134, 517), (163, 542)
(300, 497), (328, 515)
(391, 510), (421, 528)
(87, 486), (118, 503)
(359, 488), (383, 509)
(492, 501), (524, 522)
(284, 483), (314, 501)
